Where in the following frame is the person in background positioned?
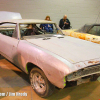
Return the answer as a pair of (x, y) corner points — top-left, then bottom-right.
(40, 16), (53, 32)
(24, 24), (35, 36)
(59, 15), (70, 29)
(24, 24), (41, 35)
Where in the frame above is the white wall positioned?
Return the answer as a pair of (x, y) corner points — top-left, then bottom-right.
(0, 0), (100, 29)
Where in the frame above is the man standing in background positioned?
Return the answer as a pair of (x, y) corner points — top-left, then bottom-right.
(59, 15), (70, 29)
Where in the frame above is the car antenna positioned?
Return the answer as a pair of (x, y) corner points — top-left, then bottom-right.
(95, 11), (100, 23)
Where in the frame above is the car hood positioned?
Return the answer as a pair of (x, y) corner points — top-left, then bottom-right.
(26, 35), (100, 64)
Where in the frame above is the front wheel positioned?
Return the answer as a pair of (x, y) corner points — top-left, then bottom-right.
(0, 54), (2, 59)
(29, 68), (55, 97)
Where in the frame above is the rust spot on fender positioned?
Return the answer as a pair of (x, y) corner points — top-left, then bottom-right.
(88, 61), (99, 64)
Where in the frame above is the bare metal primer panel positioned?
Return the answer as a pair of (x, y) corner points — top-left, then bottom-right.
(26, 36), (100, 64)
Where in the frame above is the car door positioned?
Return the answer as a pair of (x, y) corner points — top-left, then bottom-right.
(0, 23), (20, 63)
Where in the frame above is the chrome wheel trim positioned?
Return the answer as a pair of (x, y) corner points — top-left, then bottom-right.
(31, 72), (46, 94)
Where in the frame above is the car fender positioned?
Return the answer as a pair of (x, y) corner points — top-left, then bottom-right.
(17, 40), (71, 88)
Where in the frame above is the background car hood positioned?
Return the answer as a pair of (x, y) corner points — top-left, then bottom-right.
(62, 29), (76, 32)
(26, 36), (100, 64)
(62, 29), (77, 36)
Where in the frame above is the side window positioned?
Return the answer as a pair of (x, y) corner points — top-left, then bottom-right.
(0, 23), (16, 37)
(12, 27), (17, 38)
(88, 26), (100, 36)
(96, 26), (100, 36)
(19, 24), (27, 38)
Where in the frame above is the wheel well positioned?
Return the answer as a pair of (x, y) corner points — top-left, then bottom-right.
(26, 62), (41, 74)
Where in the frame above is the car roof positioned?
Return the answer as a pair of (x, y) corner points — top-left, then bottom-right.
(0, 19), (55, 24)
(85, 23), (100, 26)
(76, 23), (100, 33)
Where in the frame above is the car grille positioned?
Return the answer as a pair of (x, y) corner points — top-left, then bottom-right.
(66, 64), (100, 81)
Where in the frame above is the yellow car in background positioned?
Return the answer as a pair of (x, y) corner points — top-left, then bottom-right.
(62, 24), (100, 44)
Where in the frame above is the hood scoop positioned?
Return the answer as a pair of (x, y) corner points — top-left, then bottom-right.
(57, 36), (64, 39)
(43, 37), (51, 40)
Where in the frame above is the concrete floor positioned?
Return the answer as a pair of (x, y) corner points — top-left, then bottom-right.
(0, 56), (100, 100)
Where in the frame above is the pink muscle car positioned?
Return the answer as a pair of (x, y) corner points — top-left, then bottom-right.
(0, 19), (100, 97)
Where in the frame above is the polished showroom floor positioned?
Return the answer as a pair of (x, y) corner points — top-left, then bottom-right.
(0, 56), (100, 100)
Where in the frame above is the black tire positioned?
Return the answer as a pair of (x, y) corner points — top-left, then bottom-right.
(0, 54), (2, 59)
(29, 68), (55, 98)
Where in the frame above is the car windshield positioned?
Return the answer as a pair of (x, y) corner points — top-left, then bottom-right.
(88, 25), (100, 36)
(19, 23), (63, 39)
(75, 24), (92, 33)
